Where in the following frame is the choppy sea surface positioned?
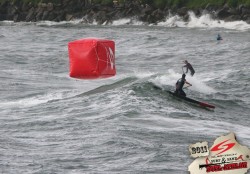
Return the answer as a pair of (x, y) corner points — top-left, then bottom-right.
(0, 13), (250, 173)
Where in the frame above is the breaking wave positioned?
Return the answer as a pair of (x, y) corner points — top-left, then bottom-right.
(158, 11), (250, 31)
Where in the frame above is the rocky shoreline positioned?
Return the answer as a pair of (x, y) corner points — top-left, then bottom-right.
(0, 0), (250, 24)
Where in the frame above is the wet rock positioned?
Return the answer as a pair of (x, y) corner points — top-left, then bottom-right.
(228, 8), (238, 15)
(26, 7), (35, 21)
(241, 7), (250, 16)
(242, 14), (250, 21)
(151, 9), (165, 21)
(42, 11), (49, 20)
(217, 7), (231, 19)
(224, 15), (241, 21)
(246, 18), (250, 24)
(177, 7), (188, 17)
(47, 11), (57, 21)
(65, 14), (73, 21)
(205, 3), (219, 12)
(142, 4), (153, 15)
(47, 3), (54, 12)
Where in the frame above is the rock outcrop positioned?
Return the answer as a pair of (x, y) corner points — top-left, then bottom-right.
(0, 0), (249, 24)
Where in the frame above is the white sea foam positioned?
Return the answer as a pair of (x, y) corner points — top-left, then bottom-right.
(158, 11), (250, 31)
(158, 15), (186, 27)
(187, 11), (250, 31)
(35, 18), (98, 26)
(186, 75), (216, 94)
(36, 20), (73, 26)
(0, 20), (14, 24)
(111, 18), (143, 26)
(132, 70), (155, 78)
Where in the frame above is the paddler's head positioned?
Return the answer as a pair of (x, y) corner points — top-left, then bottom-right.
(182, 74), (186, 79)
(184, 60), (188, 64)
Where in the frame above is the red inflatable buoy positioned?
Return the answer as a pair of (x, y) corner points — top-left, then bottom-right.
(68, 38), (116, 79)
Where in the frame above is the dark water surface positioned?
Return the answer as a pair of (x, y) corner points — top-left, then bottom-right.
(0, 20), (249, 173)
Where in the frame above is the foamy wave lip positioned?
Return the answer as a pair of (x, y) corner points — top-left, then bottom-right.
(36, 19), (85, 26)
(36, 20), (68, 26)
(110, 18), (144, 26)
(132, 70), (155, 78)
(0, 20), (14, 24)
(35, 18), (143, 26)
(35, 17), (99, 26)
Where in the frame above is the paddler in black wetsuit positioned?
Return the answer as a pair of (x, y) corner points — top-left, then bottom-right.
(183, 60), (195, 76)
(217, 34), (222, 41)
(175, 74), (192, 97)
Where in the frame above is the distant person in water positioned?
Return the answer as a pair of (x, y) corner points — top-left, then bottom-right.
(183, 60), (195, 76)
(175, 74), (192, 97)
(217, 34), (223, 41)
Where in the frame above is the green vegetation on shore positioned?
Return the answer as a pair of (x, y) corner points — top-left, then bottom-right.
(1, 0), (250, 8)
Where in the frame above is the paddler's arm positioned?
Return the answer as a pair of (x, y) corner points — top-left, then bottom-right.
(185, 81), (192, 86)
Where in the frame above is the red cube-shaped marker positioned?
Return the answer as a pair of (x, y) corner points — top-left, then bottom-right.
(68, 38), (116, 79)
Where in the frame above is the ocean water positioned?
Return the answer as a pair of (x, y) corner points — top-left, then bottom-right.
(0, 13), (250, 174)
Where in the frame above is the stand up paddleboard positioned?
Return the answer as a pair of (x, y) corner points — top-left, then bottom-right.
(167, 91), (215, 109)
